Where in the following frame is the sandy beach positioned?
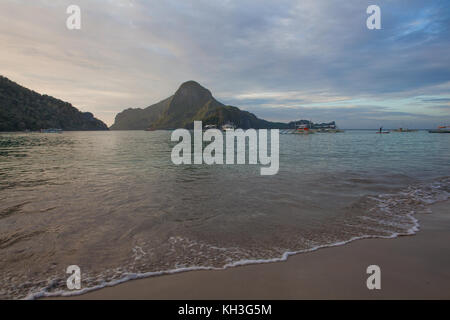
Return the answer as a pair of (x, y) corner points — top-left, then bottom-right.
(52, 200), (450, 300)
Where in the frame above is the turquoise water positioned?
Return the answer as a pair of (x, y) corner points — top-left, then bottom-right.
(0, 130), (449, 298)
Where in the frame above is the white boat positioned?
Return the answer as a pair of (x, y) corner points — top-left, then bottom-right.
(376, 127), (390, 134)
(294, 124), (314, 134)
(203, 124), (218, 130)
(392, 127), (417, 132)
(40, 128), (63, 133)
(316, 128), (344, 133)
(222, 123), (236, 131)
(429, 126), (450, 133)
(313, 122), (343, 133)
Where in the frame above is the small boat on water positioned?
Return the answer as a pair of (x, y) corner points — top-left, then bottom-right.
(314, 122), (344, 133)
(40, 128), (62, 133)
(376, 127), (390, 134)
(203, 124), (218, 130)
(316, 128), (344, 133)
(222, 123), (236, 131)
(294, 124), (314, 134)
(280, 123), (343, 134)
(392, 128), (417, 132)
(429, 126), (450, 133)
(145, 128), (156, 131)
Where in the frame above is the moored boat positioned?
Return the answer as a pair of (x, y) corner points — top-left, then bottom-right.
(429, 126), (450, 133)
(393, 128), (417, 132)
(40, 128), (62, 133)
(314, 122), (344, 133)
(203, 124), (218, 130)
(222, 123), (236, 131)
(294, 124), (314, 134)
(316, 128), (344, 133)
(376, 127), (390, 134)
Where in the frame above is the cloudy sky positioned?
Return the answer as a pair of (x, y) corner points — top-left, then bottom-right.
(1, 0), (449, 128)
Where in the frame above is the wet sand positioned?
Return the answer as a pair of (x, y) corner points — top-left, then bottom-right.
(55, 200), (450, 300)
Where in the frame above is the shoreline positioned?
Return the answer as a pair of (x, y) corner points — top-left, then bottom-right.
(48, 200), (450, 300)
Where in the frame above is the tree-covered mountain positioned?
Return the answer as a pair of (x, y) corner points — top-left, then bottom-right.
(0, 76), (108, 131)
(110, 81), (289, 130)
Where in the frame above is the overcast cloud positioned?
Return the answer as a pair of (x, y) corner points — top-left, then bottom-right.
(1, 0), (449, 128)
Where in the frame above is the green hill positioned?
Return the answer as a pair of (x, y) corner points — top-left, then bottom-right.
(0, 76), (108, 131)
(110, 81), (289, 130)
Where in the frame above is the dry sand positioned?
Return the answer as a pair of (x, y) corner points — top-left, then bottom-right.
(54, 200), (450, 300)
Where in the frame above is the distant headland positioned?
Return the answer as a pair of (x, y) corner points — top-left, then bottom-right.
(0, 75), (108, 132)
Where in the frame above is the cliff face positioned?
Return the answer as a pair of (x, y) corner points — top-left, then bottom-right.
(110, 81), (289, 130)
(0, 76), (108, 131)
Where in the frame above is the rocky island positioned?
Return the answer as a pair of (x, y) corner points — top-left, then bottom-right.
(110, 81), (290, 130)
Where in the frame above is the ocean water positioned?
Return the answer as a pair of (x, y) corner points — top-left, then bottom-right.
(0, 130), (449, 299)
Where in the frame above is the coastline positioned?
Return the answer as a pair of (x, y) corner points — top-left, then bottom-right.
(50, 200), (450, 300)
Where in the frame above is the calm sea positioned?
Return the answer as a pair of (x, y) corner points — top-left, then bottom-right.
(0, 130), (449, 299)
